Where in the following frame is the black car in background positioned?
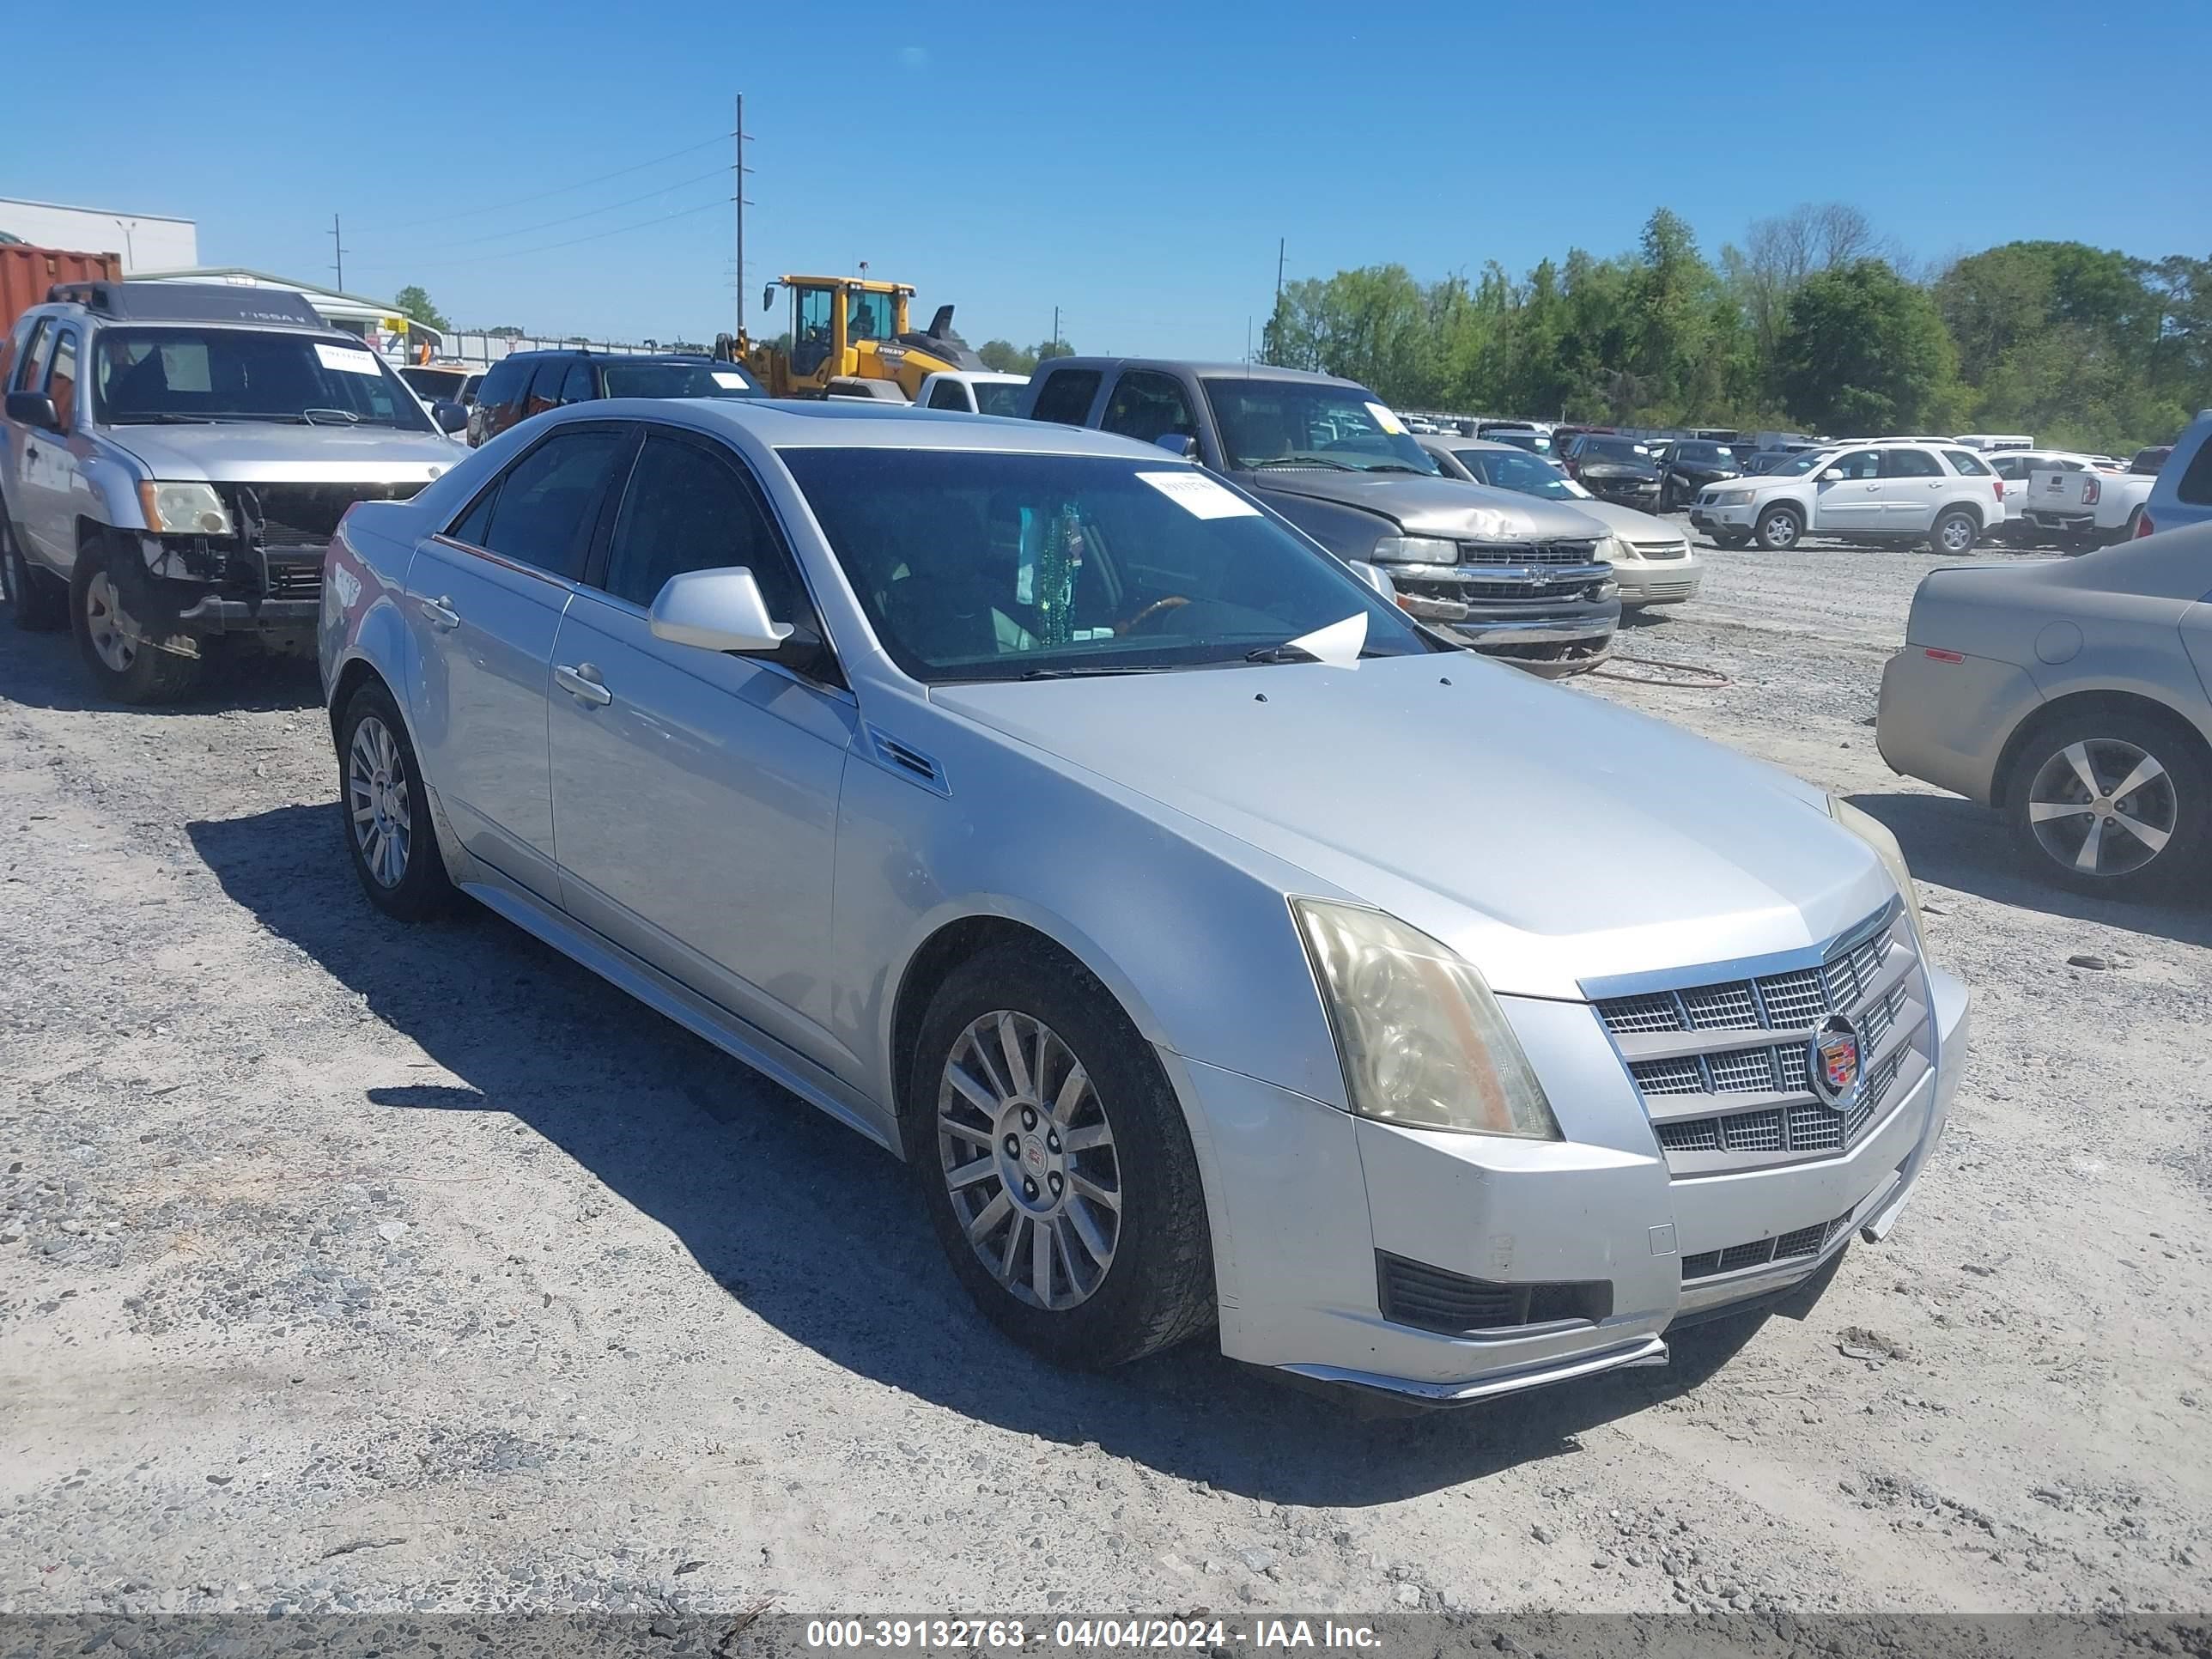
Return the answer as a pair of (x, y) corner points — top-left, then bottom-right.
(1562, 434), (1661, 507)
(1652, 439), (1745, 510)
(465, 349), (764, 447)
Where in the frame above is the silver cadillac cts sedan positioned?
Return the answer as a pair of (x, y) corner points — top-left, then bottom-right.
(319, 398), (1971, 1404)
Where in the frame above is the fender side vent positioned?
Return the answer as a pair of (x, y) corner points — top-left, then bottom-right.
(1375, 1253), (1612, 1336)
(866, 726), (950, 797)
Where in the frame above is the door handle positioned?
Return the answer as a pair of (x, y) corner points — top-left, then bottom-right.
(554, 662), (612, 708)
(418, 594), (460, 631)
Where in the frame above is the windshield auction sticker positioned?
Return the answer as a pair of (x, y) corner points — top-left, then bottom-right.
(1135, 471), (1260, 519)
(314, 343), (385, 375)
(1364, 401), (1406, 435)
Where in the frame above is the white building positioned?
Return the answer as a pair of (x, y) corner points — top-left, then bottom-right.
(0, 198), (198, 270)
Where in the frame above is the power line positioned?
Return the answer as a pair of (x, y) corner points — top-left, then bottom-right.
(374, 133), (732, 231)
(358, 197), (731, 273)
(398, 167), (729, 254)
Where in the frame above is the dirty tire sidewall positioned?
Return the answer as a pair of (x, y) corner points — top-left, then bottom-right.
(2005, 708), (2211, 899)
(68, 540), (202, 703)
(1755, 505), (1802, 551)
(906, 940), (1215, 1370)
(337, 678), (455, 922)
(4, 520), (67, 632)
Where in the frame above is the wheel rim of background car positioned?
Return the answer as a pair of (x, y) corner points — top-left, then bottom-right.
(1761, 512), (1798, 550)
(937, 1010), (1121, 1311)
(2026, 738), (2177, 878)
(1939, 515), (1976, 553)
(348, 716), (413, 888)
(82, 571), (139, 672)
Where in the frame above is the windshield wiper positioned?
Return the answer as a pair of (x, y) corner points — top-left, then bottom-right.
(1016, 664), (1176, 680)
(1248, 455), (1356, 472)
(1360, 463), (1429, 474)
(1243, 642), (1319, 664)
(111, 413), (214, 424)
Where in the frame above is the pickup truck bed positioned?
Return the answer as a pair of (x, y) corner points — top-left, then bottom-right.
(2024, 466), (2154, 547)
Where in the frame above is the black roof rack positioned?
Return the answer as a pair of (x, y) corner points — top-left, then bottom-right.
(43, 281), (328, 330)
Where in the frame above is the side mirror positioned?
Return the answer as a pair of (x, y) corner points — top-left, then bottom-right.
(5, 390), (62, 430)
(648, 567), (794, 654)
(1153, 433), (1199, 459)
(1820, 467), (1844, 481)
(430, 400), (468, 434)
(761, 283), (779, 313)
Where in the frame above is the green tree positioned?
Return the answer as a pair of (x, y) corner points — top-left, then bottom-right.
(1778, 260), (1966, 434)
(1033, 337), (1074, 362)
(483, 325), (525, 338)
(392, 286), (451, 331)
(977, 338), (1032, 373)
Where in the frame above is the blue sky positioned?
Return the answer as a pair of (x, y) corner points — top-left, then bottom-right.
(9, 0), (2208, 357)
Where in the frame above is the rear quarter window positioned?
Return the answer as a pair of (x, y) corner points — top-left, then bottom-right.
(1943, 449), (1992, 476)
(2178, 434), (2212, 507)
(1029, 368), (1102, 426)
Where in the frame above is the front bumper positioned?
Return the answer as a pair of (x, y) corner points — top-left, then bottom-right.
(174, 595), (320, 635)
(1613, 559), (1704, 605)
(1174, 967), (1970, 1407)
(1691, 498), (1759, 532)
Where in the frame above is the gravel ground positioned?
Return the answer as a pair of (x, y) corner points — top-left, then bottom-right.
(1, 527), (2207, 1625)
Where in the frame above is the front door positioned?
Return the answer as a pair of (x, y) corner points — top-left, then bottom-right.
(547, 428), (856, 1071)
(1810, 448), (1884, 535)
(404, 422), (633, 900)
(16, 323), (82, 568)
(1877, 446), (1946, 531)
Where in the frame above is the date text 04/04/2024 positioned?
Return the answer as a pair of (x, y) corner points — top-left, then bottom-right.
(802, 1620), (1383, 1650)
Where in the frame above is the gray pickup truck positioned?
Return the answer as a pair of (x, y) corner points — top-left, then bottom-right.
(1, 281), (465, 702)
(1015, 358), (1619, 672)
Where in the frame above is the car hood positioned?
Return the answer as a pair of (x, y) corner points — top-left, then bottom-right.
(1240, 468), (1609, 542)
(1551, 497), (1680, 544)
(933, 653), (1893, 998)
(1577, 461), (1660, 482)
(106, 423), (465, 485)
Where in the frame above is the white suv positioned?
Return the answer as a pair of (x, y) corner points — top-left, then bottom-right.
(1689, 441), (2008, 554)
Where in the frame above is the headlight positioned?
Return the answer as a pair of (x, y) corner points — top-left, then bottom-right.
(138, 481), (233, 536)
(1291, 898), (1561, 1139)
(1370, 534), (1459, 565)
(1826, 794), (1926, 941)
(1596, 533), (1633, 564)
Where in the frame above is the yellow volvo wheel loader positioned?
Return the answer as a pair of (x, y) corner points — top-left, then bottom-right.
(714, 275), (988, 402)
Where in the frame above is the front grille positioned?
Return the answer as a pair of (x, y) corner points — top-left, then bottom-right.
(1633, 580), (1698, 601)
(1598, 908), (1931, 1176)
(1456, 538), (1602, 567)
(1628, 539), (1690, 561)
(1376, 1253), (1611, 1335)
(230, 482), (427, 550)
(263, 559), (323, 600)
(1680, 1210), (1856, 1281)
(1431, 578), (1601, 604)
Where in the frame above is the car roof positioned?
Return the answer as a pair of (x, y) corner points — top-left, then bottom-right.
(1037, 356), (1368, 390)
(1418, 435), (1521, 454)
(574, 397), (1186, 459)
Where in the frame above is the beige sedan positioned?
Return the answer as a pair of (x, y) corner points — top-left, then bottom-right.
(1420, 436), (1704, 606)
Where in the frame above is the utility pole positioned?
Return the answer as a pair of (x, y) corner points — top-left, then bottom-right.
(733, 94), (754, 331)
(1267, 237), (1285, 366)
(330, 214), (348, 292)
(1052, 306), (1060, 355)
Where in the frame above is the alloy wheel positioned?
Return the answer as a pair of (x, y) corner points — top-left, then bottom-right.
(2026, 738), (2177, 879)
(1938, 514), (1976, 553)
(936, 1010), (1121, 1311)
(83, 570), (140, 672)
(348, 714), (413, 888)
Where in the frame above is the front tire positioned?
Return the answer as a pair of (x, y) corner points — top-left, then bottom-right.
(69, 541), (202, 702)
(1754, 504), (1802, 551)
(906, 941), (1215, 1370)
(337, 678), (454, 921)
(2006, 710), (2209, 897)
(1711, 530), (1751, 550)
(1931, 508), (1979, 556)
(3, 520), (67, 631)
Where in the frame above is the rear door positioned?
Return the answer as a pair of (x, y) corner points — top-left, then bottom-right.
(1809, 448), (1883, 534)
(404, 422), (635, 900)
(1877, 447), (1947, 530)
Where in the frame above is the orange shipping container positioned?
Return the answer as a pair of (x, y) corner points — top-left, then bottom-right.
(0, 245), (124, 340)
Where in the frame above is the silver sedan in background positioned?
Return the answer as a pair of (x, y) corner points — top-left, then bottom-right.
(1877, 521), (2212, 896)
(1419, 435), (1705, 606)
(322, 399), (1966, 1405)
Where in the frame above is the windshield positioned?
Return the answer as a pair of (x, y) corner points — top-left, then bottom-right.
(599, 360), (762, 398)
(1484, 428), (1550, 454)
(1678, 442), (1737, 464)
(399, 367), (470, 402)
(94, 329), (431, 429)
(778, 448), (1434, 684)
(974, 381), (1024, 418)
(1456, 448), (1578, 501)
(1577, 438), (1651, 465)
(1202, 379), (1438, 474)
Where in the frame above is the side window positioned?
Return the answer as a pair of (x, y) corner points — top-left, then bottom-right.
(46, 328), (81, 428)
(1100, 370), (1198, 446)
(927, 380), (970, 410)
(524, 360), (568, 416)
(1028, 368), (1101, 426)
(479, 428), (630, 580)
(1990, 455), (2027, 481)
(600, 434), (806, 622)
(14, 319), (53, 392)
(447, 484), (497, 547)
(1943, 448), (1992, 476)
(475, 356), (527, 410)
(1824, 449), (1881, 481)
(559, 361), (596, 405)
(2178, 434), (2212, 507)
(1883, 448), (1942, 478)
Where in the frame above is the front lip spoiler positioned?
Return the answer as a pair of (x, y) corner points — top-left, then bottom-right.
(1278, 1332), (1668, 1407)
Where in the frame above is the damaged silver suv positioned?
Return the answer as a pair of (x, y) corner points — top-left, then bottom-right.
(1, 281), (464, 701)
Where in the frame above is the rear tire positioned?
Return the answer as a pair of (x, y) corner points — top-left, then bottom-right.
(3, 519), (67, 631)
(2004, 708), (2209, 898)
(905, 940), (1215, 1370)
(69, 539), (202, 702)
(337, 678), (455, 921)
(1931, 508), (1979, 556)
(1754, 505), (1802, 551)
